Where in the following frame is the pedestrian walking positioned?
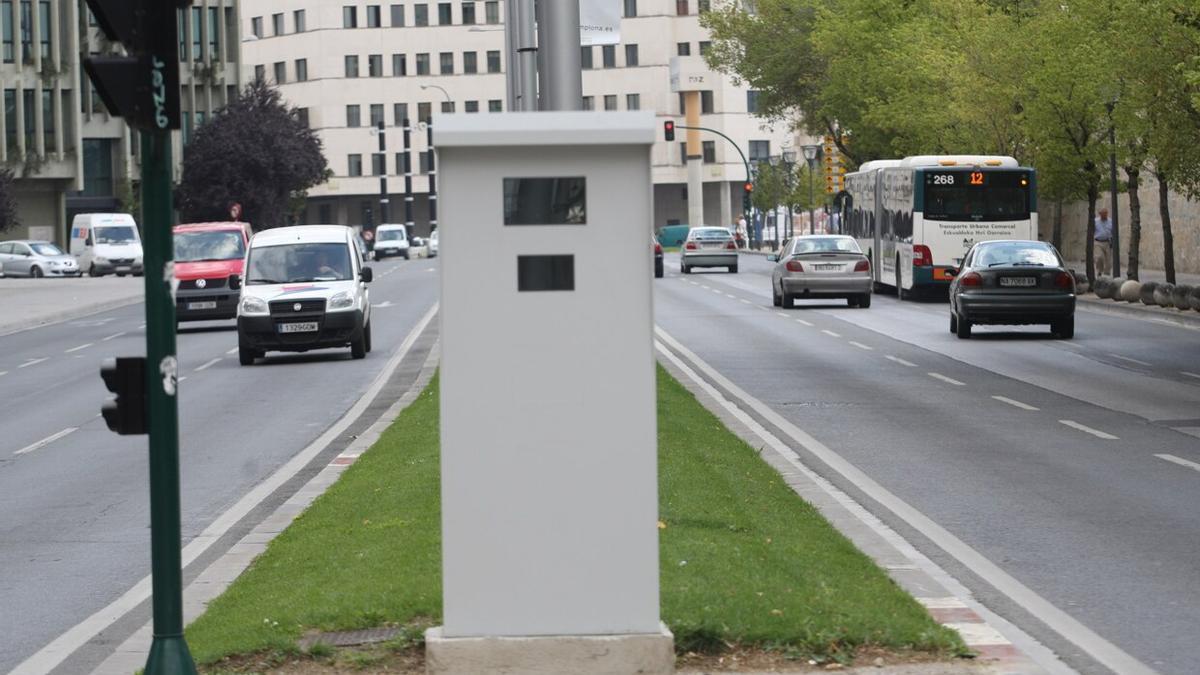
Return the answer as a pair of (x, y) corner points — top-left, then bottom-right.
(737, 214), (749, 249)
(1094, 207), (1113, 276)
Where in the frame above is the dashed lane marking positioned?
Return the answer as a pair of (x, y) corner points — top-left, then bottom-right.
(14, 427), (79, 456)
(1109, 353), (1152, 367)
(0, 371), (7, 377)
(195, 358), (222, 372)
(794, 318), (813, 326)
(1058, 420), (1119, 440)
(928, 372), (966, 386)
(101, 332), (126, 342)
(1155, 454), (1200, 473)
(886, 355), (917, 367)
(739, 299), (752, 304)
(849, 341), (874, 351)
(1182, 371), (1200, 380)
(65, 343), (93, 354)
(821, 329), (841, 338)
(775, 311), (789, 318)
(18, 358), (48, 369)
(725, 293), (737, 299)
(992, 396), (1039, 411)
(226, 347), (238, 355)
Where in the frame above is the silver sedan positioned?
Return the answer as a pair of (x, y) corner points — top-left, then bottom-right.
(0, 240), (81, 277)
(769, 235), (872, 308)
(681, 227), (738, 274)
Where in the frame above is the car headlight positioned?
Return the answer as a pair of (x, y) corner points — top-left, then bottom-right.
(240, 296), (268, 315)
(328, 291), (355, 310)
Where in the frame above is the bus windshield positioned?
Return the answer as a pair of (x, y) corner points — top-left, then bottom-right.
(923, 171), (1030, 222)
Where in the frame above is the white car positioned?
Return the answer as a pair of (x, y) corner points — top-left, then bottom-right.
(426, 229), (438, 258)
(373, 223), (410, 259)
(234, 225), (373, 365)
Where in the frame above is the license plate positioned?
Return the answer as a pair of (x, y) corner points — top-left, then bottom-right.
(814, 264), (840, 271)
(1000, 277), (1037, 287)
(116, 266), (131, 273)
(187, 301), (217, 310)
(278, 321), (319, 333)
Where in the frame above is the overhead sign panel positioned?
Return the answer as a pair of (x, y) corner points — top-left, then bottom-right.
(580, 0), (621, 45)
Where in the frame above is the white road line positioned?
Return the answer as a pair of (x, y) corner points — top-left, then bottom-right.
(177, 376), (188, 382)
(0, 371), (7, 377)
(1109, 353), (1152, 367)
(711, 288), (723, 295)
(101, 332), (126, 342)
(64, 343), (93, 354)
(14, 427), (78, 456)
(195, 358), (222, 372)
(886, 355), (917, 367)
(1155, 454), (1200, 473)
(654, 328), (1153, 675)
(794, 318), (813, 326)
(756, 306), (769, 311)
(928, 372), (966, 386)
(137, 323), (146, 329)
(18, 357), (48, 369)
(775, 311), (789, 318)
(739, 299), (752, 305)
(1182, 371), (1200, 380)
(1058, 420), (1119, 440)
(992, 396), (1039, 411)
(725, 293), (736, 299)
(821, 329), (841, 338)
(226, 347), (238, 355)
(848, 341), (873, 351)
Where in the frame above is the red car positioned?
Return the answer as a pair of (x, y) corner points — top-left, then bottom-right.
(173, 222), (253, 325)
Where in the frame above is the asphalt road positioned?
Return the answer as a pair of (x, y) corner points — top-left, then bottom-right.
(656, 252), (1200, 675)
(0, 255), (440, 673)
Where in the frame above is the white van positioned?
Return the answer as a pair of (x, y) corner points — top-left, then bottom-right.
(70, 213), (144, 277)
(373, 223), (410, 259)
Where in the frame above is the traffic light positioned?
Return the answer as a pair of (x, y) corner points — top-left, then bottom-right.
(664, 120), (676, 142)
(82, 1), (187, 131)
(742, 182), (753, 215)
(100, 357), (147, 435)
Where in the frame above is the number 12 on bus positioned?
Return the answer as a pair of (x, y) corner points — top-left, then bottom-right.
(840, 155), (1037, 299)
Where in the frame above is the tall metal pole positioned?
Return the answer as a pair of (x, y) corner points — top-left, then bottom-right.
(538, 0), (582, 111)
(377, 120), (388, 226)
(139, 129), (197, 675)
(808, 162), (815, 235)
(403, 119), (414, 230)
(427, 123), (438, 232)
(504, 0), (519, 110)
(1107, 109), (1121, 277)
(516, 0), (538, 111)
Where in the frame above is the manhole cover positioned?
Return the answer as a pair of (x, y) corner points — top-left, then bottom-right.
(298, 627), (401, 650)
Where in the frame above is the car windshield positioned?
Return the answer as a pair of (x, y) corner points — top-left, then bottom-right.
(974, 243), (1060, 267)
(793, 238), (861, 254)
(175, 231), (246, 262)
(31, 243), (64, 256)
(246, 243), (353, 284)
(377, 229), (406, 241)
(692, 229), (732, 240)
(95, 226), (138, 244)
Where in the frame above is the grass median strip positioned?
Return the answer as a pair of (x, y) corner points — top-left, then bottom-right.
(187, 367), (963, 670)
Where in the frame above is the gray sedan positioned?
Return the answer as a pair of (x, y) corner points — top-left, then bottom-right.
(949, 239), (1075, 339)
(0, 240), (81, 277)
(681, 227), (738, 274)
(769, 235), (872, 308)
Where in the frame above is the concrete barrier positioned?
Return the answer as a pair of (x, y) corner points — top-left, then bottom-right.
(1119, 279), (1142, 302)
(1154, 283), (1175, 307)
(1190, 285), (1200, 311)
(1171, 284), (1193, 311)
(1139, 281), (1160, 305)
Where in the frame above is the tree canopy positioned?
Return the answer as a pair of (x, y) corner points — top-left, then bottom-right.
(175, 80), (328, 229)
(0, 168), (18, 233)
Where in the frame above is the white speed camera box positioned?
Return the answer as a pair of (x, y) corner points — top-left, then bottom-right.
(435, 111), (661, 640)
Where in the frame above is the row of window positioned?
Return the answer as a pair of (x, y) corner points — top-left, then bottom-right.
(1, 0), (51, 64)
(1, 88), (71, 155)
(342, 100), (503, 131)
(622, 0), (711, 18)
(250, 2), (501, 38)
(257, 49), (505, 83)
(175, 5), (237, 64)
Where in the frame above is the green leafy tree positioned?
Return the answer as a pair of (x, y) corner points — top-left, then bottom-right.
(0, 167), (18, 233)
(175, 80), (329, 229)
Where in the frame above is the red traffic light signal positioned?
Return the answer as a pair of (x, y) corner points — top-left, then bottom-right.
(744, 182), (754, 193)
(664, 120), (676, 142)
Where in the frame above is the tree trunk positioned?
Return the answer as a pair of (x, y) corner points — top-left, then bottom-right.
(1052, 199), (1063, 252)
(1157, 171), (1175, 284)
(1085, 183), (1098, 285)
(1125, 165), (1141, 281)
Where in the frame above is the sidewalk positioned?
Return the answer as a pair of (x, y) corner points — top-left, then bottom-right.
(1066, 260), (1200, 330)
(0, 277), (144, 335)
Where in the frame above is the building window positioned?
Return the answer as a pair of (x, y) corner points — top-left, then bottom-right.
(623, 0), (637, 17)
(21, 89), (32, 147)
(295, 59), (308, 81)
(416, 52), (430, 75)
(296, 107), (309, 128)
(702, 141), (716, 163)
(749, 140), (770, 162)
(462, 2), (476, 25)
(18, 0), (31, 61)
(441, 100), (455, 113)
(699, 0), (711, 11)
(463, 51), (477, 74)
(438, 2), (452, 24)
(699, 41), (711, 56)
(677, 42), (690, 56)
(485, 1), (499, 24)
(488, 99), (502, 112)
(208, 7), (220, 58)
(346, 105), (361, 127)
(250, 16), (262, 38)
(390, 4), (405, 26)
(348, 154), (363, 176)
(254, 64), (265, 81)
(676, 0), (689, 15)
(701, 90), (714, 114)
(419, 150), (432, 173)
(679, 142), (687, 164)
(392, 53), (407, 76)
(746, 90), (760, 114)
(440, 52), (454, 74)
(394, 102), (409, 125)
(370, 103), (385, 126)
(603, 94), (617, 111)
(273, 61), (287, 83)
(3, 90), (15, 149)
(418, 101), (432, 122)
(486, 50), (500, 73)
(272, 12), (284, 35)
(414, 3), (428, 25)
(343, 6), (358, 28)
(190, 6), (202, 59)
(396, 152), (409, 173)
(345, 55), (359, 77)
(41, 88), (54, 152)
(465, 100), (479, 113)
(580, 46), (593, 69)
(81, 139), (113, 196)
(624, 44), (638, 67)
(626, 93), (640, 110)
(369, 54), (383, 76)
(294, 9), (306, 32)
(372, 153), (386, 175)
(601, 45), (616, 68)
(367, 5), (382, 27)
(581, 96), (594, 111)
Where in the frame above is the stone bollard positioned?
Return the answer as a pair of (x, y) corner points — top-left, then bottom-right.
(1154, 283), (1175, 307)
(1139, 281), (1160, 305)
(1189, 285), (1200, 311)
(1172, 284), (1193, 311)
(1119, 279), (1142, 302)
(1092, 276), (1109, 298)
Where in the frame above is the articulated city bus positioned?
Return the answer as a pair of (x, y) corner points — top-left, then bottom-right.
(840, 155), (1037, 298)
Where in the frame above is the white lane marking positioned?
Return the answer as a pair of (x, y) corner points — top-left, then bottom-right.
(654, 328), (1153, 675)
(1058, 420), (1119, 440)
(101, 332), (126, 342)
(821, 329), (841, 338)
(711, 288), (723, 295)
(775, 311), (789, 318)
(992, 396), (1039, 411)
(739, 299), (752, 305)
(138, 323), (146, 329)
(64, 343), (93, 353)
(848, 341), (873, 351)
(1182, 371), (1200, 380)
(18, 357), (48, 369)
(7, 302), (440, 675)
(226, 347), (238, 355)
(1109, 353), (1152, 367)
(1155, 454), (1200, 473)
(0, 371), (7, 377)
(700, 285), (710, 290)
(177, 376), (188, 382)
(426, 267), (436, 272)
(14, 427), (79, 456)
(756, 306), (769, 311)
(928, 372), (966, 386)
(195, 358), (222, 372)
(794, 318), (813, 327)
(886, 355), (917, 367)
(725, 293), (737, 299)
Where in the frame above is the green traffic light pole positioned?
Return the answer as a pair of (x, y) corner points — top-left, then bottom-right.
(675, 124), (754, 246)
(140, 128), (197, 674)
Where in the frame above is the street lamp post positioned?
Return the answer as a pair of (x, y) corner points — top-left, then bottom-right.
(782, 149), (797, 239)
(802, 144), (820, 234)
(421, 83), (453, 108)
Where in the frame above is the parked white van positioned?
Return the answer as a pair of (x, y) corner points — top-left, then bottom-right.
(373, 223), (410, 259)
(70, 213), (144, 277)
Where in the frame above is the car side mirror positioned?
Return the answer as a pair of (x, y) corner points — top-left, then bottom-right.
(229, 274), (242, 290)
(360, 266), (373, 283)
(946, 268), (959, 278)
(766, 254), (778, 262)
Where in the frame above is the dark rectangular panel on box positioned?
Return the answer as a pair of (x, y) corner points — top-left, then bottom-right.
(518, 255), (574, 292)
(503, 177), (587, 225)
